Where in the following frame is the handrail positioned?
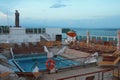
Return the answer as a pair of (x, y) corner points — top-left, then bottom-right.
(57, 68), (114, 80)
(77, 34), (117, 38)
(77, 34), (117, 41)
(10, 48), (25, 72)
(10, 48), (14, 59)
(0, 59), (15, 68)
(13, 59), (25, 72)
(41, 34), (50, 41)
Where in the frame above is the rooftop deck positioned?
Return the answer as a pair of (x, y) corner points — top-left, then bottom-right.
(0, 42), (120, 80)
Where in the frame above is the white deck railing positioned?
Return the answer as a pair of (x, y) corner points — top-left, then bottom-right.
(77, 34), (117, 41)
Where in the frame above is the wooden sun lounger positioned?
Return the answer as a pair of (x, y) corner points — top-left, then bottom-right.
(16, 72), (43, 80)
(98, 56), (120, 66)
(45, 41), (53, 48)
(101, 50), (120, 57)
(33, 72), (42, 79)
(86, 75), (95, 80)
(0, 72), (11, 78)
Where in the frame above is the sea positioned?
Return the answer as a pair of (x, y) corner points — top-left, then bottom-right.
(62, 28), (120, 41)
(72, 28), (120, 36)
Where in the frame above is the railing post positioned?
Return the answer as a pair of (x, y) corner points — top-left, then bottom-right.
(112, 68), (114, 80)
(100, 36), (103, 40)
(118, 63), (120, 80)
(96, 36), (97, 40)
(107, 36), (109, 41)
(91, 35), (92, 41)
(98, 72), (100, 80)
(78, 35), (80, 41)
(75, 77), (76, 80)
(101, 72), (104, 80)
(81, 35), (83, 41)
(114, 36), (116, 41)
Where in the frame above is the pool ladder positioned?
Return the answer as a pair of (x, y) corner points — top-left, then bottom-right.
(10, 48), (25, 72)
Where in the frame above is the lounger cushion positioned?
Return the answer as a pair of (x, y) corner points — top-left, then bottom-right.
(103, 56), (117, 61)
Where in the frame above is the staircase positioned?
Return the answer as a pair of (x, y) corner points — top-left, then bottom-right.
(40, 34), (50, 42)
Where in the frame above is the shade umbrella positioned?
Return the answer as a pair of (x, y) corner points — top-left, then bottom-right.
(67, 31), (76, 37)
(66, 31), (77, 42)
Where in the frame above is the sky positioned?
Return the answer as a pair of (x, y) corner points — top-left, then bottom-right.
(0, 0), (120, 28)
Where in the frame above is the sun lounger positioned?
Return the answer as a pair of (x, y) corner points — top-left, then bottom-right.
(54, 41), (61, 47)
(102, 56), (117, 61)
(33, 72), (42, 80)
(101, 50), (120, 57)
(0, 72), (11, 78)
(98, 56), (120, 66)
(17, 72), (43, 80)
(45, 41), (53, 48)
(86, 75), (95, 80)
(0, 72), (25, 80)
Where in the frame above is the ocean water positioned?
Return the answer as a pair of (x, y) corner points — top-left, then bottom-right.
(62, 28), (120, 41)
(72, 28), (119, 36)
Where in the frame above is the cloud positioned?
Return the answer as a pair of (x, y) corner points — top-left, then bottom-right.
(50, 0), (69, 8)
(0, 11), (7, 18)
(50, 3), (67, 8)
(0, 11), (9, 25)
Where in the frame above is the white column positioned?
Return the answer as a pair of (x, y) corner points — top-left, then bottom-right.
(107, 36), (109, 41)
(117, 30), (120, 50)
(86, 31), (90, 45)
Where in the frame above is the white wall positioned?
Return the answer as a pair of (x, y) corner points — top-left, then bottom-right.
(0, 34), (41, 43)
(10, 28), (25, 35)
(0, 28), (41, 43)
(0, 28), (62, 43)
(46, 28), (62, 41)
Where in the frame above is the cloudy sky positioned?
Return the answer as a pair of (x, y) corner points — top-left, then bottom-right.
(0, 0), (120, 28)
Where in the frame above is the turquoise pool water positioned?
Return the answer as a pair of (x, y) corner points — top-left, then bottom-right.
(13, 55), (80, 72)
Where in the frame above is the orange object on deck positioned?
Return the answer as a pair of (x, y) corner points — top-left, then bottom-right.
(46, 59), (55, 70)
(67, 31), (76, 37)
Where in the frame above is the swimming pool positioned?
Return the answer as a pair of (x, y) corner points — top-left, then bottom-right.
(11, 54), (80, 72)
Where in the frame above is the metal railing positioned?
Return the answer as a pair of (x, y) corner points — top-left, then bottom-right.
(77, 34), (117, 42)
(57, 68), (114, 80)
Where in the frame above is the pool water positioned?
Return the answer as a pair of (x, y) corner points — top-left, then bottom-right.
(14, 55), (80, 72)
